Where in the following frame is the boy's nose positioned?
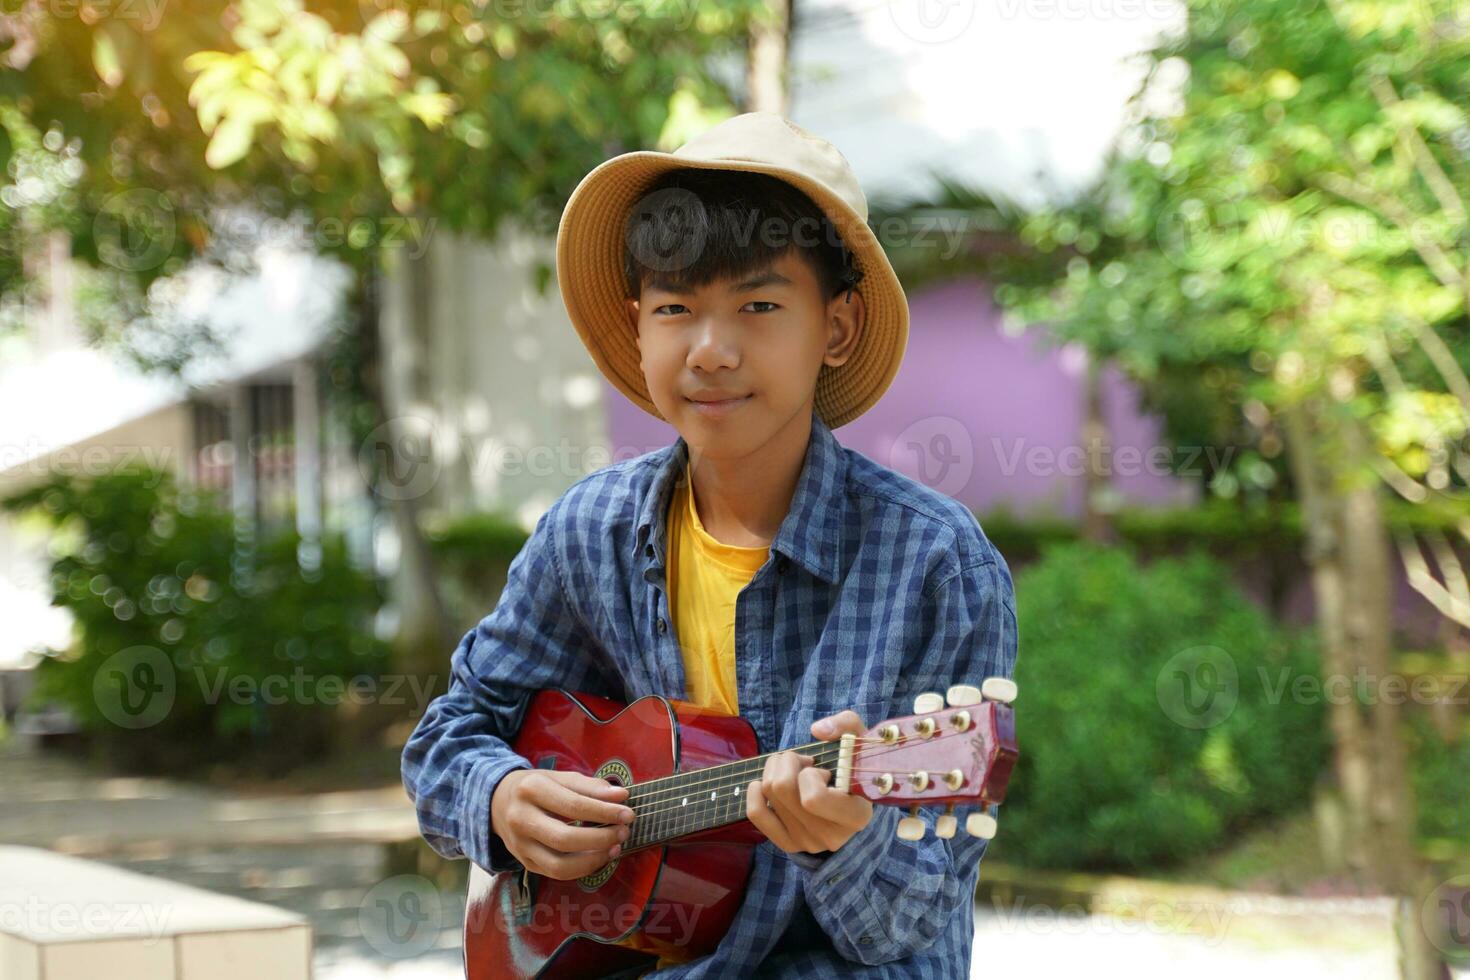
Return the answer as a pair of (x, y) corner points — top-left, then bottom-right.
(686, 319), (741, 373)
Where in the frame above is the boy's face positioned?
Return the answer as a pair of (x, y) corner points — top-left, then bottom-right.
(625, 250), (865, 460)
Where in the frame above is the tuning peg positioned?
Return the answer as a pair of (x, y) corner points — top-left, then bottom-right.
(980, 677), (1018, 705)
(965, 811), (998, 839)
(935, 805), (957, 839)
(945, 684), (983, 707)
(913, 691), (945, 714)
(896, 804), (925, 841)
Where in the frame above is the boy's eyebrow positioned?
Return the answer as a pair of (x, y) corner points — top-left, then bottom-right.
(729, 269), (793, 292)
(643, 268), (793, 294)
(643, 275), (688, 294)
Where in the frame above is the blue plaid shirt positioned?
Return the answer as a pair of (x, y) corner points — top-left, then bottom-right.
(402, 412), (1018, 978)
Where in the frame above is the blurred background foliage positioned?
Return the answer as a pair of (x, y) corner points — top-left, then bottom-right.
(0, 0), (766, 363)
(998, 541), (1330, 870)
(2, 469), (390, 773)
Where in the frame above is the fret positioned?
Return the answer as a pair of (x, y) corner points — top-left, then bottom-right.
(658, 778), (667, 842)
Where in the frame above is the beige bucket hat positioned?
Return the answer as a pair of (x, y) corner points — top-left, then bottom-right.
(555, 111), (909, 430)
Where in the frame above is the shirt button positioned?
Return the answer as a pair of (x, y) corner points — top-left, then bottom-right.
(657, 617), (667, 634)
(826, 874), (842, 886)
(776, 556), (790, 574)
(858, 936), (873, 946)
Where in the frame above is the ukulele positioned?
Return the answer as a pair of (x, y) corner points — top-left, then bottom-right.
(464, 679), (1018, 979)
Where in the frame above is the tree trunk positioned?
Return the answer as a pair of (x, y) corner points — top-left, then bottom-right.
(1282, 400), (1442, 980)
(1081, 353), (1116, 543)
(355, 254), (456, 699)
(746, 0), (790, 114)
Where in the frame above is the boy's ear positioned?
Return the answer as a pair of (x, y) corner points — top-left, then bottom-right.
(624, 297), (640, 348)
(822, 288), (864, 369)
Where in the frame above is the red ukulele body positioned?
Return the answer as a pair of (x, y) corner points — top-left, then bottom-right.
(464, 691), (764, 979)
(464, 685), (1018, 979)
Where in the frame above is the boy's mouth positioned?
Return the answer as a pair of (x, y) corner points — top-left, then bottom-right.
(685, 393), (753, 417)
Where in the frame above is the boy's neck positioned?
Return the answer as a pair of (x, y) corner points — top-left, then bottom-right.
(684, 408), (813, 549)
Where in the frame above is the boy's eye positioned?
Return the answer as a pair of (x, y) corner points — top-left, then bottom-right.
(743, 301), (780, 313)
(653, 304), (689, 315)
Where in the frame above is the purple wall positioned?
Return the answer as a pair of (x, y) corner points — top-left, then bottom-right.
(602, 277), (1198, 521)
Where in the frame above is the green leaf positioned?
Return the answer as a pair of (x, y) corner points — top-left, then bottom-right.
(205, 116), (256, 170)
(92, 31), (123, 88)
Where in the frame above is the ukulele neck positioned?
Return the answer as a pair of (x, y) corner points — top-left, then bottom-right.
(622, 737), (855, 850)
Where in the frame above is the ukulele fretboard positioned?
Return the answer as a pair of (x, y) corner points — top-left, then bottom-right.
(621, 742), (847, 850)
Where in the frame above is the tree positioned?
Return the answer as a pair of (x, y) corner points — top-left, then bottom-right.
(883, 0), (1470, 974)
(1, 0), (763, 676)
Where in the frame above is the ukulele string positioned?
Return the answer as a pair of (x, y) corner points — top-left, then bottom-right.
(618, 727), (982, 825)
(623, 725), (976, 811)
(620, 730), (947, 812)
(623, 728), (976, 805)
(624, 762), (979, 831)
(619, 733), (892, 794)
(622, 760), (989, 852)
(620, 727), (975, 814)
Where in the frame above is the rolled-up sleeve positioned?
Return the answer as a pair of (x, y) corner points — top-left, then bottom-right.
(791, 555), (1018, 965)
(400, 504), (617, 874)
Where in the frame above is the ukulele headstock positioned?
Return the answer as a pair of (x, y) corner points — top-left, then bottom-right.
(849, 677), (1018, 842)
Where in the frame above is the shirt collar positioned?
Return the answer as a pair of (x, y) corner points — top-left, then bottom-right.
(633, 412), (847, 585)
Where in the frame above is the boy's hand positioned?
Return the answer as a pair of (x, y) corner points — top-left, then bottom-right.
(746, 710), (875, 856)
(490, 769), (635, 880)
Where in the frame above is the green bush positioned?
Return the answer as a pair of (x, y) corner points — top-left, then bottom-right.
(979, 496), (1464, 564)
(424, 511), (525, 631)
(3, 467), (390, 773)
(1410, 713), (1470, 853)
(996, 541), (1329, 871)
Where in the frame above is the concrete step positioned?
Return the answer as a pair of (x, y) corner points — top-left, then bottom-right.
(0, 846), (311, 980)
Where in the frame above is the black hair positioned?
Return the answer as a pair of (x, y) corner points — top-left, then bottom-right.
(621, 168), (864, 303)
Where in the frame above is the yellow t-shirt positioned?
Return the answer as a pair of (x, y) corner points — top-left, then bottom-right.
(612, 461), (769, 970)
(667, 461), (768, 715)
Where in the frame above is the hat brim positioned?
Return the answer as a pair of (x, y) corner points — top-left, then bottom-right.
(555, 151), (908, 430)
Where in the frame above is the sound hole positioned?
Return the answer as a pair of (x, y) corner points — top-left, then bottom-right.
(577, 759), (633, 891)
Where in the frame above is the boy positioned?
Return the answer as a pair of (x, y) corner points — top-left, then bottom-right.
(402, 112), (1018, 977)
